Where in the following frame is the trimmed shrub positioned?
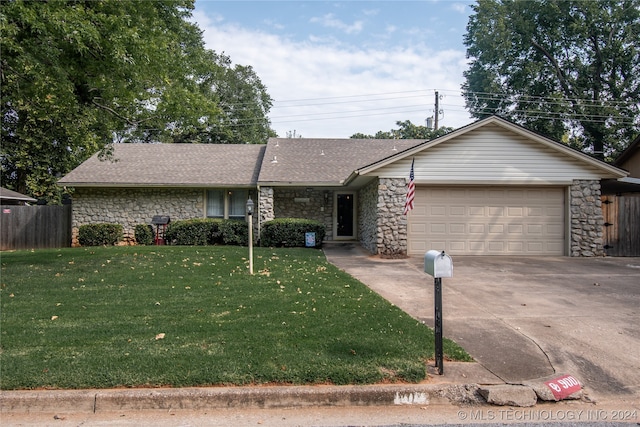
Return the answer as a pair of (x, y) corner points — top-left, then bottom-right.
(220, 220), (249, 246)
(78, 223), (123, 246)
(165, 218), (248, 246)
(165, 218), (221, 246)
(260, 218), (325, 248)
(134, 224), (154, 245)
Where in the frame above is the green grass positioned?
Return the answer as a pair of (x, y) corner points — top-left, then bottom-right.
(0, 246), (471, 390)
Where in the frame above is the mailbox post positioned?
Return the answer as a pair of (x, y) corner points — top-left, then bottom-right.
(424, 250), (453, 375)
(246, 199), (254, 275)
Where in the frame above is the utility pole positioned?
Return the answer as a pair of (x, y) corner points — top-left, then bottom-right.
(434, 91), (439, 130)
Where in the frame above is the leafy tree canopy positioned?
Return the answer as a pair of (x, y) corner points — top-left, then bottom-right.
(1, 0), (273, 201)
(351, 120), (453, 140)
(462, 0), (640, 159)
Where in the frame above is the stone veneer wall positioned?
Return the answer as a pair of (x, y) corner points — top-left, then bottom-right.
(273, 188), (333, 241)
(570, 180), (604, 257)
(375, 178), (408, 257)
(358, 179), (378, 253)
(259, 187), (275, 225)
(71, 187), (203, 245)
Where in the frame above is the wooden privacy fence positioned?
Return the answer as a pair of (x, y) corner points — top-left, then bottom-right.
(0, 204), (72, 250)
(601, 194), (640, 257)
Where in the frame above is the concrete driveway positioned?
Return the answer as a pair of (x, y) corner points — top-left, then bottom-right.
(324, 244), (640, 403)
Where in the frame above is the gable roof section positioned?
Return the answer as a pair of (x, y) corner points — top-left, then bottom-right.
(58, 144), (266, 187)
(615, 134), (640, 168)
(351, 116), (627, 184)
(257, 138), (425, 185)
(0, 187), (37, 203)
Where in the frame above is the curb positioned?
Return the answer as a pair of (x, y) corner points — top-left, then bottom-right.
(0, 383), (485, 414)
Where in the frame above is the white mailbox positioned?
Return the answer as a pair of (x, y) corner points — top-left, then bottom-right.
(424, 250), (453, 278)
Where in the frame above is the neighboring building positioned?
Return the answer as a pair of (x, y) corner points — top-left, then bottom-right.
(601, 134), (640, 256)
(0, 187), (37, 205)
(58, 116), (627, 256)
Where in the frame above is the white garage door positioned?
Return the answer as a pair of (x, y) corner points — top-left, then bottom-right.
(408, 187), (565, 256)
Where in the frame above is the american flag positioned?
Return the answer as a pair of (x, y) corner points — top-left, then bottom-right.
(404, 158), (415, 215)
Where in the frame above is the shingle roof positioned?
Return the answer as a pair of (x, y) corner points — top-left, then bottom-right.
(258, 138), (426, 184)
(58, 144), (265, 187)
(0, 187), (37, 202)
(614, 134), (640, 167)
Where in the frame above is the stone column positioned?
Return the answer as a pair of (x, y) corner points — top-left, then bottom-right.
(259, 186), (274, 224)
(570, 180), (604, 257)
(376, 178), (408, 257)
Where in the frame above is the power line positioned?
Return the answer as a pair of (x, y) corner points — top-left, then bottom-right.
(181, 88), (639, 129)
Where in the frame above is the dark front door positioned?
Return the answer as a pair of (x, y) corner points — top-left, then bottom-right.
(336, 194), (354, 237)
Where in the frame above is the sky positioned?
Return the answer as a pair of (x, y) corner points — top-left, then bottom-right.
(192, 0), (476, 138)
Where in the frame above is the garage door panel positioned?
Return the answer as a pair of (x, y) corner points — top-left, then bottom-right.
(431, 205), (446, 216)
(528, 207), (544, 216)
(488, 224), (504, 234)
(488, 241), (505, 251)
(547, 207), (563, 217)
(547, 242), (564, 252)
(507, 224), (523, 235)
(411, 240), (427, 253)
(469, 241), (486, 252)
(431, 223), (446, 233)
(408, 186), (565, 255)
(410, 223), (426, 233)
(413, 205), (427, 216)
(527, 242), (544, 252)
(508, 241), (524, 252)
(527, 224), (543, 235)
(507, 207), (524, 217)
(547, 224), (563, 234)
(450, 223), (465, 234)
(450, 206), (465, 216)
(468, 224), (485, 234)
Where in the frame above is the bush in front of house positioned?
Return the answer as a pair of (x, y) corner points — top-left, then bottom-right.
(165, 218), (220, 245)
(134, 224), (154, 245)
(260, 218), (325, 248)
(219, 220), (249, 246)
(165, 218), (248, 246)
(78, 223), (123, 246)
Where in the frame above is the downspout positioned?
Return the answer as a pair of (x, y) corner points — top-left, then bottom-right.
(256, 184), (261, 244)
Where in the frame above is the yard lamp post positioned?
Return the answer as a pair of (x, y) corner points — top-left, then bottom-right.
(246, 198), (254, 275)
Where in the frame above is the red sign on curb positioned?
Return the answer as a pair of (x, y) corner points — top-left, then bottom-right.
(545, 374), (581, 399)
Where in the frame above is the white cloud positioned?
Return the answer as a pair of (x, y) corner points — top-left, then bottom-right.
(451, 3), (469, 13)
(192, 10), (472, 138)
(309, 13), (364, 35)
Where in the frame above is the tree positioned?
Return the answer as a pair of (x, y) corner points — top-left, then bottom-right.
(351, 120), (453, 139)
(1, 0), (273, 201)
(462, 0), (640, 159)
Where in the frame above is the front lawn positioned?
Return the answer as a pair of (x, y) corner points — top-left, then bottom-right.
(0, 246), (470, 389)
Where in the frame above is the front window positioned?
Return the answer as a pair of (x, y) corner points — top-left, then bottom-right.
(206, 189), (251, 219)
(228, 190), (248, 219)
(206, 190), (224, 218)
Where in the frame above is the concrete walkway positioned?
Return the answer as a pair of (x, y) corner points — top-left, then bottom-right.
(323, 243), (640, 402)
(323, 243), (554, 383)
